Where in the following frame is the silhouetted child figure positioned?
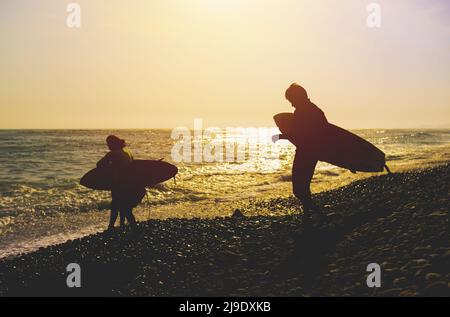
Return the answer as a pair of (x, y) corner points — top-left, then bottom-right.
(97, 135), (145, 230)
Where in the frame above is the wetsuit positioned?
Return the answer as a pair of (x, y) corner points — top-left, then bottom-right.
(97, 148), (144, 228)
(289, 102), (328, 214)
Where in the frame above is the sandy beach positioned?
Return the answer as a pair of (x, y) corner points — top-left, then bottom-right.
(0, 164), (448, 297)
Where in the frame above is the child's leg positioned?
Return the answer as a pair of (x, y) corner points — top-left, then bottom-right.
(119, 210), (126, 228)
(108, 205), (119, 229)
(125, 208), (137, 228)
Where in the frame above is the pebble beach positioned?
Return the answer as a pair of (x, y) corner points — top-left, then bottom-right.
(0, 164), (448, 297)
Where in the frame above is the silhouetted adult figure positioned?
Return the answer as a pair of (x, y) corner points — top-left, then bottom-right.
(274, 83), (328, 228)
(97, 135), (145, 230)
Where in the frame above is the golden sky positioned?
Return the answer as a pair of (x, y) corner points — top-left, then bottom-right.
(1, 0), (449, 129)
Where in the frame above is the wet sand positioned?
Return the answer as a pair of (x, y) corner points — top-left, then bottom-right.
(0, 164), (448, 296)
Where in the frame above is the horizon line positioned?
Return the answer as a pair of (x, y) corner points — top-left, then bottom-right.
(0, 127), (449, 131)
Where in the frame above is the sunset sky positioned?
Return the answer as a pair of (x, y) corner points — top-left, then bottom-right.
(1, 0), (449, 129)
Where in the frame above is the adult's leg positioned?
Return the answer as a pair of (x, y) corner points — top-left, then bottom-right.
(292, 150), (318, 226)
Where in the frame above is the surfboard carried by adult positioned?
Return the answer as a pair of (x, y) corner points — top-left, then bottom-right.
(274, 112), (389, 173)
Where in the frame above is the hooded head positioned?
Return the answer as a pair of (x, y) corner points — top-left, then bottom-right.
(285, 83), (309, 108)
(106, 135), (126, 151)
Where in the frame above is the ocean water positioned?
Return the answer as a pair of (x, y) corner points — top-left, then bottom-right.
(0, 129), (449, 258)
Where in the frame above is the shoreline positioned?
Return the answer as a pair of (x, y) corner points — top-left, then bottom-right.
(1, 162), (448, 260)
(0, 163), (448, 296)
